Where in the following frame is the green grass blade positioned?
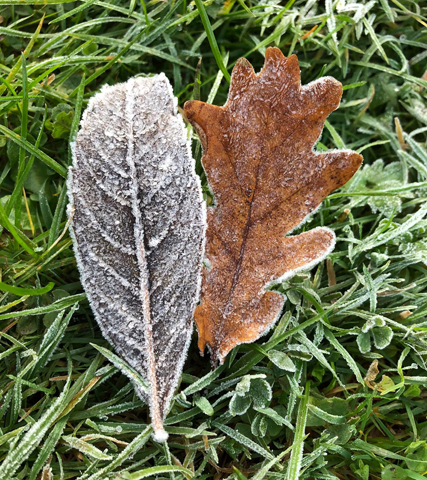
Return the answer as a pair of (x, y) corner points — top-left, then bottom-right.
(286, 381), (310, 480)
(0, 293), (85, 320)
(86, 427), (152, 480)
(124, 465), (194, 479)
(0, 198), (37, 257)
(0, 357), (73, 479)
(0, 124), (66, 177)
(193, 0), (230, 82)
(91, 343), (149, 395)
(0, 281), (54, 296)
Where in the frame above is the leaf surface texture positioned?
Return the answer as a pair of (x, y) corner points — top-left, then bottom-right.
(184, 48), (363, 363)
(68, 74), (206, 440)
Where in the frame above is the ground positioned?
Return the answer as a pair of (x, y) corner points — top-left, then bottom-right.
(1, 0), (427, 479)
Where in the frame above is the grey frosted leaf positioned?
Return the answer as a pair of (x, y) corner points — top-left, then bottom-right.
(67, 74), (206, 442)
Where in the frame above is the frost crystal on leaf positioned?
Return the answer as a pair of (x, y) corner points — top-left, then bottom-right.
(68, 74), (206, 441)
(184, 47), (363, 364)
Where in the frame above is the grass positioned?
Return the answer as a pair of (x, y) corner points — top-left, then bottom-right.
(0, 0), (427, 478)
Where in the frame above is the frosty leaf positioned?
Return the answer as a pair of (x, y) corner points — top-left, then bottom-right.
(306, 396), (349, 427)
(68, 74), (206, 442)
(370, 252), (389, 267)
(250, 378), (272, 409)
(235, 374), (265, 396)
(268, 350), (296, 372)
(194, 396), (214, 416)
(254, 406), (294, 429)
(364, 161), (409, 217)
(229, 375), (272, 416)
(184, 47), (362, 363)
(286, 344), (313, 361)
(357, 322), (393, 354)
(235, 376), (252, 396)
(361, 315), (385, 333)
(229, 394), (252, 416)
(251, 414), (268, 438)
(399, 239), (427, 265)
(372, 326), (393, 350)
(327, 424), (356, 445)
(62, 435), (112, 460)
(368, 192), (402, 218)
(345, 159), (412, 217)
(357, 331), (371, 354)
(307, 405), (346, 425)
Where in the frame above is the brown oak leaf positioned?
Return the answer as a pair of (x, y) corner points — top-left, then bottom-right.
(184, 47), (363, 363)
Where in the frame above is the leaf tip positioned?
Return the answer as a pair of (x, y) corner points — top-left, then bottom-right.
(152, 428), (169, 443)
(232, 57), (256, 78)
(265, 46), (287, 63)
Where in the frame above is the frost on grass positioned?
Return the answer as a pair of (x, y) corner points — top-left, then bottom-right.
(67, 74), (206, 441)
(184, 47), (363, 364)
(344, 159), (412, 217)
